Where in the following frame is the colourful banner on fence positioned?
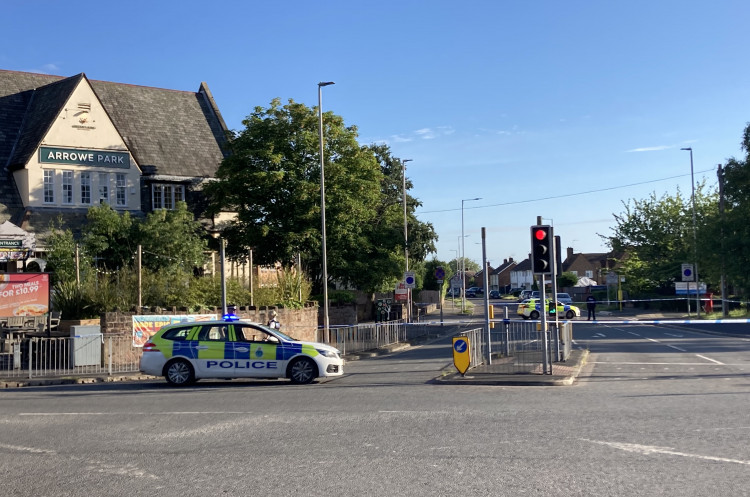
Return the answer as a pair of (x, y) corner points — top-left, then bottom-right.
(0, 273), (50, 318)
(132, 314), (217, 347)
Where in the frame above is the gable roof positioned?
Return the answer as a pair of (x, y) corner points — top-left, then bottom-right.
(511, 258), (532, 271)
(491, 259), (517, 275)
(0, 70), (229, 178)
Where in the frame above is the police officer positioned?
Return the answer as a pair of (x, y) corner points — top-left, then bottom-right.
(267, 310), (281, 330)
(586, 295), (597, 321)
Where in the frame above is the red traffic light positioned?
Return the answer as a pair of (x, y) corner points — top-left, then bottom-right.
(534, 229), (547, 241)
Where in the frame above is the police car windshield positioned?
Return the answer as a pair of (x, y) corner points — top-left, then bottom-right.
(262, 325), (297, 342)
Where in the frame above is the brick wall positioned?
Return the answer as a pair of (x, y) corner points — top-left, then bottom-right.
(101, 303), (320, 343)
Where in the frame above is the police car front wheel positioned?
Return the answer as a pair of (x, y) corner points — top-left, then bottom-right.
(165, 359), (195, 386)
(289, 357), (317, 384)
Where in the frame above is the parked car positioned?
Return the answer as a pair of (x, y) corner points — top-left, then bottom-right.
(140, 315), (344, 385)
(516, 298), (581, 320)
(466, 287), (484, 298)
(556, 292), (573, 305)
(518, 290), (533, 301)
(489, 290), (501, 299)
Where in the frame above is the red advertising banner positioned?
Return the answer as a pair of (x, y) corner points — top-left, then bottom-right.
(0, 273), (50, 318)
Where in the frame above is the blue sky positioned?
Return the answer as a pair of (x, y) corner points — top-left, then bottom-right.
(3, 1), (749, 278)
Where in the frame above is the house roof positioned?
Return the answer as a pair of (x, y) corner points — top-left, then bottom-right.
(512, 258), (532, 271)
(0, 70), (229, 178)
(491, 259), (517, 275)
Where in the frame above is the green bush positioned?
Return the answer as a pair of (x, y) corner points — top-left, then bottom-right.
(52, 280), (97, 319)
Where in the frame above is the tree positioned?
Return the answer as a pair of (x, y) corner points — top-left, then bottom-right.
(81, 204), (134, 270)
(422, 258), (454, 291)
(449, 257), (480, 274)
(557, 272), (578, 288)
(713, 123), (750, 293)
(605, 184), (717, 294)
(45, 219), (85, 284)
(137, 202), (207, 272)
(205, 99), (437, 293)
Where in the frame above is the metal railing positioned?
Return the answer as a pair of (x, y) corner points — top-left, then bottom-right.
(327, 320), (406, 355)
(483, 319), (572, 374)
(0, 335), (142, 379)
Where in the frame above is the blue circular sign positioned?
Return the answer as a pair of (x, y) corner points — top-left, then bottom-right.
(406, 275), (415, 285)
(453, 339), (468, 353)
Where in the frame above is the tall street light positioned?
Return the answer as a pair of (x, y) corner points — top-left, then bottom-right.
(318, 81), (335, 342)
(681, 147), (700, 317)
(402, 159), (412, 322)
(461, 197), (481, 312)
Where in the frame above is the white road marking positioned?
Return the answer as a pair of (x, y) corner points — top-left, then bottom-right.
(583, 439), (750, 466)
(0, 443), (158, 478)
(589, 361), (739, 366)
(627, 331), (641, 337)
(663, 332), (684, 337)
(695, 354), (725, 365)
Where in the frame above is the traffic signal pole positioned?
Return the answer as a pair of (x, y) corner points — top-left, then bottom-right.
(531, 223), (554, 375)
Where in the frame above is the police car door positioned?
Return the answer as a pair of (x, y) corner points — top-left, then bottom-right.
(233, 324), (285, 378)
(194, 324), (233, 378)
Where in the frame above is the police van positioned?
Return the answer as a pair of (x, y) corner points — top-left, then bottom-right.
(139, 315), (344, 385)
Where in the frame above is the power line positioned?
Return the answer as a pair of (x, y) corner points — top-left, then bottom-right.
(419, 168), (715, 214)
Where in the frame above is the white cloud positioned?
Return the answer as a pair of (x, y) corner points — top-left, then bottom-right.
(625, 145), (671, 153)
(24, 63), (61, 75)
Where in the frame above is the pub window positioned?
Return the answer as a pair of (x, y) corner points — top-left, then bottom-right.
(62, 170), (74, 205)
(80, 172), (92, 205)
(99, 173), (109, 204)
(43, 170), (55, 204)
(152, 184), (185, 210)
(115, 173), (127, 207)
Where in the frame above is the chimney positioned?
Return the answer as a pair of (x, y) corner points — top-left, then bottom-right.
(567, 247), (574, 260)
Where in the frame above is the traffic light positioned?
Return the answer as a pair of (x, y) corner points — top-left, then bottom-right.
(531, 225), (553, 274)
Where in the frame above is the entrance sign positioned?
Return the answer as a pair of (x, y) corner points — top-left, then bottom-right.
(453, 337), (471, 375)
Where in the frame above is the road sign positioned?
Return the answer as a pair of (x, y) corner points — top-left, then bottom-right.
(682, 263), (694, 282)
(395, 283), (408, 302)
(435, 266), (445, 281)
(404, 271), (416, 288)
(452, 337), (471, 375)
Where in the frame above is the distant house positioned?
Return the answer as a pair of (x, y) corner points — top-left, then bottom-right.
(448, 269), (476, 294)
(473, 263), (494, 291)
(509, 257), (534, 290)
(489, 258), (517, 291)
(561, 247), (617, 284)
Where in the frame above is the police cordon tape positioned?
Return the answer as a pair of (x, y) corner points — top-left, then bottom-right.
(408, 318), (750, 326)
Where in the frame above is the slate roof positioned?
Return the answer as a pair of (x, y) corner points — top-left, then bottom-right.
(0, 69), (230, 233)
(0, 69), (229, 178)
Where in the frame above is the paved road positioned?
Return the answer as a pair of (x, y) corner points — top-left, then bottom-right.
(1, 323), (749, 496)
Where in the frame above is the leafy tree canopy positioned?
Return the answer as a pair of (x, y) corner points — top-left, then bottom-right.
(205, 98), (437, 293)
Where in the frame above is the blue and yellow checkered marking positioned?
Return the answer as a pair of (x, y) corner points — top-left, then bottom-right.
(154, 335), (320, 362)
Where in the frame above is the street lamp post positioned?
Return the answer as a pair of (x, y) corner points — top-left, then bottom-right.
(318, 81), (335, 342)
(681, 147), (700, 317)
(402, 159), (412, 322)
(461, 197), (481, 312)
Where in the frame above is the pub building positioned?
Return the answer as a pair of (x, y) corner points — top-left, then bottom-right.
(0, 69), (230, 273)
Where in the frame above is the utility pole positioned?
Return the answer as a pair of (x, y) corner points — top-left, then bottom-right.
(718, 164), (727, 317)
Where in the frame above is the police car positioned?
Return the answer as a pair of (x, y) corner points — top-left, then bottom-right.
(139, 315), (344, 385)
(516, 298), (580, 320)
